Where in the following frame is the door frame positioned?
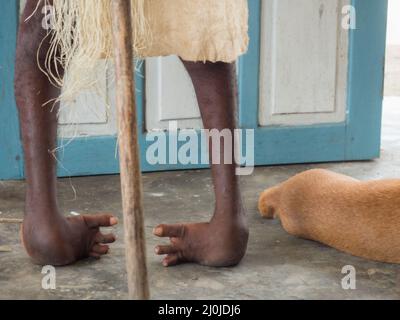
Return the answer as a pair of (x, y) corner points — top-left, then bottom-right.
(0, 0), (388, 179)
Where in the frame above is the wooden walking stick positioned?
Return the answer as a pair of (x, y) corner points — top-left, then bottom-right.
(110, 0), (150, 300)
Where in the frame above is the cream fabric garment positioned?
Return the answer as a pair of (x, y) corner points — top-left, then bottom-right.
(141, 0), (249, 62)
(41, 0), (249, 104)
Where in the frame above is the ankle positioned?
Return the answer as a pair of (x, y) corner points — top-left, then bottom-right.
(211, 206), (247, 228)
(24, 199), (60, 219)
(214, 200), (245, 216)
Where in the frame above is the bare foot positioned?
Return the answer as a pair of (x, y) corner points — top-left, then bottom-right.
(21, 212), (118, 266)
(153, 214), (248, 267)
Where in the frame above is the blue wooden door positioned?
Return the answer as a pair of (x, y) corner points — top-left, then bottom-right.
(239, 0), (387, 166)
(0, 0), (388, 180)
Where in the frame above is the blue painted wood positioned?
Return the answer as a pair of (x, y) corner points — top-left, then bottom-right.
(57, 64), (209, 177)
(0, 0), (23, 180)
(238, 0), (261, 129)
(1, 0), (388, 179)
(56, 71), (139, 176)
(345, 0), (388, 160)
(238, 0), (387, 166)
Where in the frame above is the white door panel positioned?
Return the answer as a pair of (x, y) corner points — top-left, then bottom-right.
(145, 56), (202, 131)
(58, 63), (118, 138)
(259, 0), (349, 126)
(19, 0), (118, 139)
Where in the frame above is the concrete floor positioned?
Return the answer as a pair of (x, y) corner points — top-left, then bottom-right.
(1, 102), (400, 300)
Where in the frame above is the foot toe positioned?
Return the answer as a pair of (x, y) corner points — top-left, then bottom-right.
(162, 254), (182, 267)
(155, 245), (178, 255)
(95, 232), (117, 244)
(92, 244), (110, 255)
(153, 224), (185, 238)
(84, 214), (118, 228)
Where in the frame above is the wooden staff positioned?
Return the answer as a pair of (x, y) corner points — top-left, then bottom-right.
(110, 0), (150, 300)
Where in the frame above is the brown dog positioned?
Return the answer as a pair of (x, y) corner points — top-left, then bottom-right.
(258, 169), (400, 264)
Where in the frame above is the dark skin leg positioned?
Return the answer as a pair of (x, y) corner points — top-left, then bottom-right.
(15, 0), (117, 266)
(154, 61), (249, 267)
(16, 1), (247, 267)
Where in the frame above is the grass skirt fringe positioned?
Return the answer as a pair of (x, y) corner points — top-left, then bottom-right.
(32, 0), (150, 106)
